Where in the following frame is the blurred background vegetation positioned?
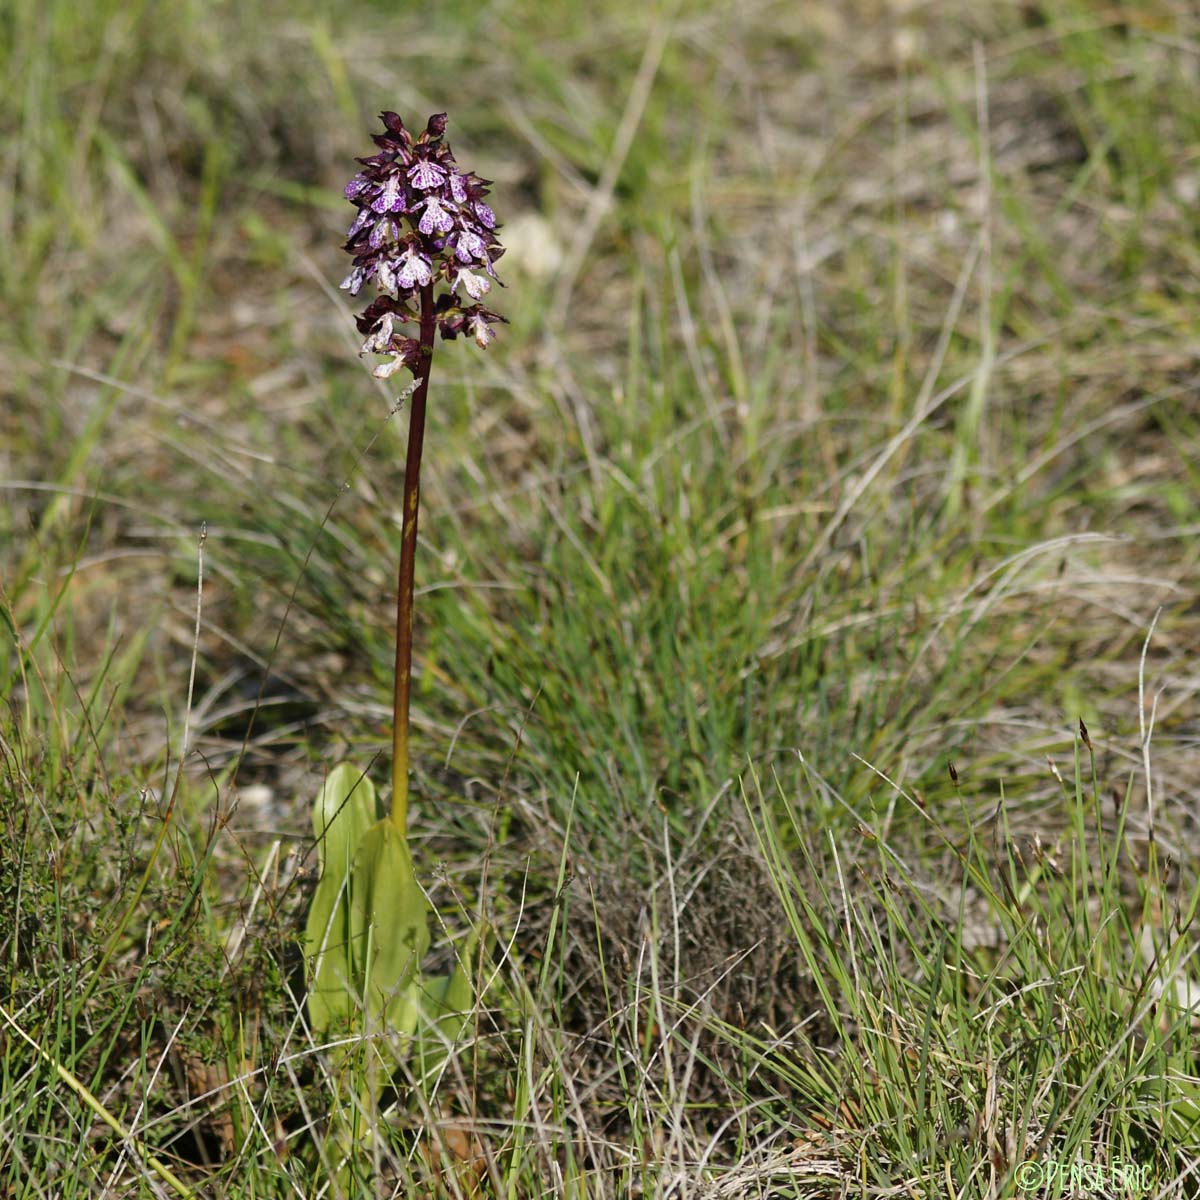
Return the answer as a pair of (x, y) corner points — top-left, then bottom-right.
(2, 0), (1198, 1195)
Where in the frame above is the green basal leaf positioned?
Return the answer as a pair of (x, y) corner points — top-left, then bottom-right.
(349, 816), (431, 1027)
(312, 762), (378, 851)
(304, 765), (478, 1089)
(304, 764), (379, 1035)
(409, 928), (480, 1084)
(429, 927), (478, 1026)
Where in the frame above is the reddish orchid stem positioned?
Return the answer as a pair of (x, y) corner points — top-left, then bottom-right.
(391, 282), (436, 832)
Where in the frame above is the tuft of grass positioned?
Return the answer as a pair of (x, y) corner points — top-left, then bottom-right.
(729, 742), (1200, 1195)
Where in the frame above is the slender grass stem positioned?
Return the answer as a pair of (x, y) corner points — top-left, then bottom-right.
(391, 282), (436, 832)
(0, 1002), (195, 1199)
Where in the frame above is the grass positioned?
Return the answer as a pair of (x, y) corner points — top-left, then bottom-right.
(2, 0), (1199, 1195)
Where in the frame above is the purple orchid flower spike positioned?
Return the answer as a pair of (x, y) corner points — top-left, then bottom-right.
(341, 111), (506, 381)
(338, 111), (507, 834)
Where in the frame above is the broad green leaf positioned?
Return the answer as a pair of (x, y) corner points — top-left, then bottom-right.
(427, 927), (478, 1026)
(410, 929), (480, 1084)
(348, 817), (431, 1027)
(304, 764), (378, 1034)
(312, 762), (377, 851)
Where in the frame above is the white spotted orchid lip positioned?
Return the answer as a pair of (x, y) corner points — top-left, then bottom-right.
(455, 228), (487, 263)
(418, 196), (456, 236)
(368, 217), (397, 251)
(371, 173), (404, 214)
(467, 311), (495, 348)
(372, 355), (409, 379)
(361, 311), (396, 356)
(395, 247), (433, 289)
(408, 159), (447, 190)
(340, 264), (368, 295)
(348, 206), (374, 239)
(454, 267), (490, 300)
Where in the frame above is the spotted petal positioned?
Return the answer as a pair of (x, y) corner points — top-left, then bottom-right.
(455, 229), (487, 263)
(408, 159), (447, 190)
(468, 312), (495, 348)
(396, 249), (433, 289)
(361, 311), (396, 355)
(373, 356), (408, 379)
(369, 217), (398, 250)
(419, 196), (455, 236)
(455, 268), (490, 300)
(372, 174), (403, 214)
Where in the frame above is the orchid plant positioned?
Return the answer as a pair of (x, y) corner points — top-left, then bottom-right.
(304, 111), (503, 1109)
